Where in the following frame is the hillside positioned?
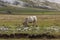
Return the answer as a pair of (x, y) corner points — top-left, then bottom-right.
(0, 0), (60, 10)
(21, 0), (60, 10)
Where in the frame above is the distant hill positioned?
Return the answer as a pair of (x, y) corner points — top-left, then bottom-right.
(0, 0), (60, 10)
(21, 0), (60, 10)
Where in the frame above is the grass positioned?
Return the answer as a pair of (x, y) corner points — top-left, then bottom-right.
(0, 7), (60, 37)
(0, 7), (60, 15)
(0, 39), (60, 40)
(0, 15), (60, 27)
(0, 14), (60, 35)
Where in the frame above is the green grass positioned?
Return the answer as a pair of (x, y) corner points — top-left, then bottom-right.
(0, 7), (60, 35)
(0, 7), (60, 15)
(0, 15), (60, 35)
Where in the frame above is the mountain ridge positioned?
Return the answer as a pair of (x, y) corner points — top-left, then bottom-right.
(0, 0), (60, 10)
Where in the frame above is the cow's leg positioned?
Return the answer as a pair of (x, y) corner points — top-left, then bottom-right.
(26, 22), (29, 27)
(32, 22), (35, 27)
(23, 22), (29, 27)
(33, 22), (38, 27)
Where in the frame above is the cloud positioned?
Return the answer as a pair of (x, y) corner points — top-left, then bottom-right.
(48, 0), (60, 3)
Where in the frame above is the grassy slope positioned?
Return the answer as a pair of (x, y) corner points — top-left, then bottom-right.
(0, 7), (60, 15)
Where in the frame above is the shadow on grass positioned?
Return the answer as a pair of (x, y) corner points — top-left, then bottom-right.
(0, 33), (60, 39)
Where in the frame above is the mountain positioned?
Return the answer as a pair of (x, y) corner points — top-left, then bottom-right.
(0, 0), (60, 10)
(0, 0), (25, 8)
(22, 0), (60, 10)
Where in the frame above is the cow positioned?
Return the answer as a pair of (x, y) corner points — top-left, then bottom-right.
(23, 16), (37, 27)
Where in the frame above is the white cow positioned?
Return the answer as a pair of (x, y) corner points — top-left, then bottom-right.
(23, 16), (37, 27)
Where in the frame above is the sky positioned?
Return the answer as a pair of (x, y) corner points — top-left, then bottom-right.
(1, 0), (60, 3)
(48, 0), (60, 3)
(2, 0), (16, 3)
